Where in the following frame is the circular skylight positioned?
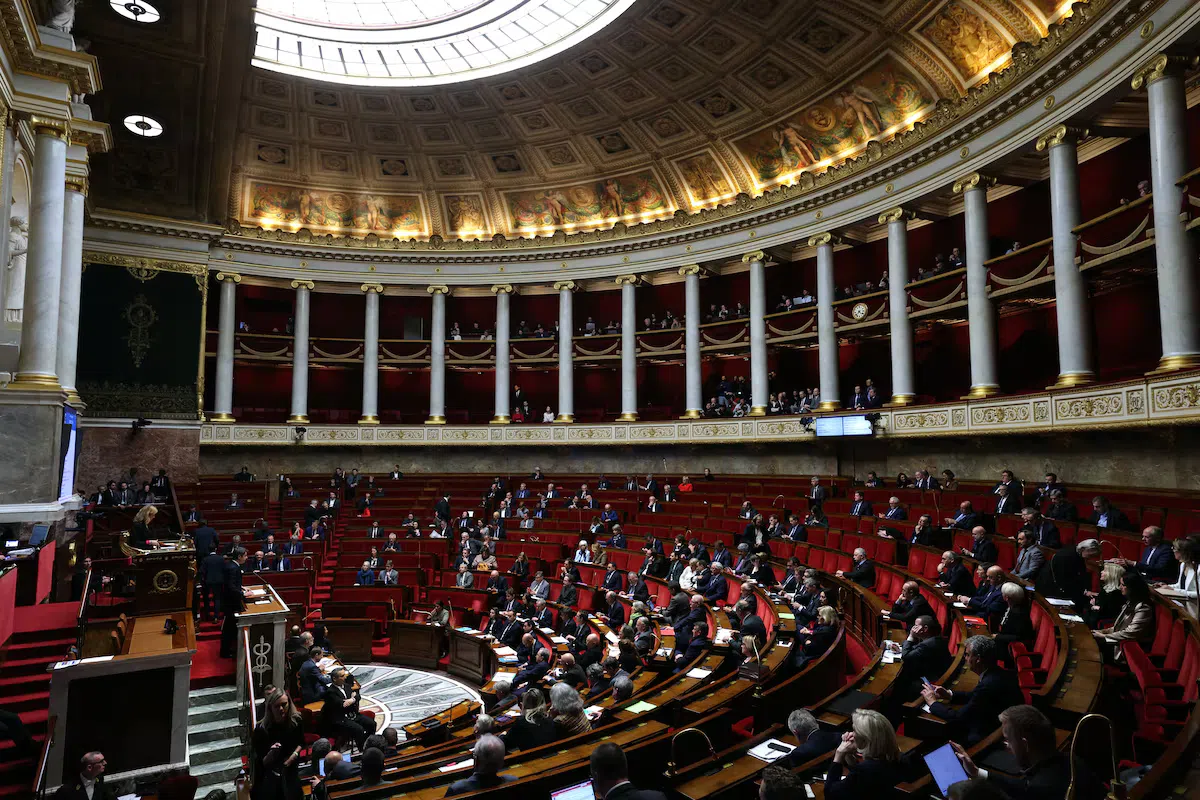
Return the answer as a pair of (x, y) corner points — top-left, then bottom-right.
(252, 0), (638, 87)
(123, 115), (164, 137)
(110, 0), (160, 23)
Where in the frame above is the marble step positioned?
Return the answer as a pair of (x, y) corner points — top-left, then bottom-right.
(189, 757), (244, 789)
(187, 718), (241, 745)
(188, 736), (243, 767)
(188, 685), (237, 707)
(188, 699), (240, 725)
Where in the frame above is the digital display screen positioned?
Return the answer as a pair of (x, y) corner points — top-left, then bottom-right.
(814, 415), (873, 437)
(58, 406), (79, 502)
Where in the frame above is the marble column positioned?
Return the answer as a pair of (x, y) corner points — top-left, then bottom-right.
(1133, 54), (1200, 372)
(11, 118), (68, 391)
(616, 275), (639, 421)
(953, 172), (1000, 398)
(287, 280), (313, 424)
(680, 265), (703, 419)
(491, 284), (513, 423)
(554, 280), (575, 422)
(55, 178), (87, 407)
(426, 285), (449, 424)
(212, 272), (240, 422)
(879, 208), (916, 405)
(745, 251), (768, 416)
(1036, 125), (1094, 388)
(810, 233), (841, 411)
(359, 283), (382, 424)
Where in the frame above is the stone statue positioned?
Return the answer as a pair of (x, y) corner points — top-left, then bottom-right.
(5, 216), (28, 325)
(48, 0), (75, 34)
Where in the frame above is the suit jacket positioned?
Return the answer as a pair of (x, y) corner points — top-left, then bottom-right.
(579, 645), (604, 671)
(931, 667), (1025, 744)
(678, 636), (709, 663)
(1108, 601), (1154, 643)
(1046, 502), (1079, 522)
(993, 480), (1024, 501)
(781, 729), (842, 768)
(890, 595), (933, 629)
(299, 658), (332, 704)
(997, 606), (1035, 644)
(1014, 546), (1045, 581)
(434, 498), (451, 521)
(1028, 519), (1061, 548)
(355, 569), (376, 585)
(1036, 548), (1090, 607)
(605, 782), (669, 800)
(809, 485), (828, 505)
(559, 663), (589, 689)
(200, 553), (225, 587)
(1089, 507), (1134, 531)
(534, 608), (554, 629)
(845, 559), (875, 588)
(512, 660), (550, 688)
(445, 773), (517, 796)
(990, 754), (1106, 800)
(1137, 544), (1179, 582)
(950, 512), (980, 530)
(797, 624), (838, 663)
(486, 576), (509, 594)
(971, 539), (999, 564)
(53, 776), (116, 800)
(628, 579), (650, 603)
(994, 495), (1021, 515)
(644, 479), (659, 497)
(893, 635), (952, 703)
(606, 601), (626, 629)
(943, 563), (975, 597)
(702, 574), (728, 603)
(321, 683), (363, 728)
(498, 621), (524, 648)
(558, 584), (578, 607)
(634, 630), (656, 656)
(915, 476), (940, 491)
(221, 561), (245, 609)
(793, 591), (821, 625)
(784, 523), (807, 541)
(192, 526), (219, 557)
(738, 614), (767, 643)
(882, 507), (908, 521)
(967, 583), (1006, 617)
(824, 756), (906, 799)
(849, 500), (873, 516)
(674, 608), (707, 647)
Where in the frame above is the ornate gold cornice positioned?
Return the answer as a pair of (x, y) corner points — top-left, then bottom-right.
(878, 207), (917, 225)
(490, 284), (514, 294)
(678, 264), (702, 277)
(65, 177), (88, 196)
(70, 120), (113, 154)
(615, 274), (642, 287)
(952, 173), (998, 194)
(215, 272), (241, 284)
(741, 251), (766, 264)
(29, 115), (69, 142)
(83, 251), (207, 290)
(1131, 52), (1200, 90)
(290, 279), (315, 291)
(360, 283), (384, 294)
(807, 232), (840, 248)
(427, 284), (450, 295)
(0, 2), (101, 96)
(553, 280), (578, 292)
(1035, 124), (1089, 151)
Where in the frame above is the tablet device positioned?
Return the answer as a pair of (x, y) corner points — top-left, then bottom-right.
(550, 779), (595, 800)
(923, 742), (970, 797)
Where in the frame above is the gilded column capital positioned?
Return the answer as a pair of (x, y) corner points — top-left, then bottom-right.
(29, 115), (70, 142)
(215, 272), (242, 284)
(807, 232), (840, 248)
(614, 274), (642, 287)
(360, 283), (384, 294)
(553, 280), (577, 292)
(877, 207), (917, 225)
(490, 284), (514, 294)
(427, 284), (450, 295)
(1131, 53), (1200, 90)
(952, 172), (997, 194)
(291, 279), (315, 291)
(1035, 124), (1088, 151)
(678, 264), (702, 277)
(64, 177), (89, 196)
(741, 250), (766, 264)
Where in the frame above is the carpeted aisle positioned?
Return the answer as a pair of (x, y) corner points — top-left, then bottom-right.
(191, 619), (235, 689)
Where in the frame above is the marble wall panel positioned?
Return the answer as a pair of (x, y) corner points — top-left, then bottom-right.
(0, 404), (64, 504)
(77, 426), (200, 496)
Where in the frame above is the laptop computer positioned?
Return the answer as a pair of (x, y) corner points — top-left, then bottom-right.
(550, 779), (595, 800)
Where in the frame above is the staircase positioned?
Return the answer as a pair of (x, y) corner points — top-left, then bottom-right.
(0, 624), (74, 798)
(187, 686), (243, 797)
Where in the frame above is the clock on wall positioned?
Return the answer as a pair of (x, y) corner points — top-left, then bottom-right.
(851, 302), (869, 321)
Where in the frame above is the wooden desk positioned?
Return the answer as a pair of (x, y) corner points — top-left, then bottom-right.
(124, 613), (196, 656)
(388, 621), (445, 669)
(447, 628), (496, 684)
(402, 699), (480, 742)
(319, 617), (375, 662)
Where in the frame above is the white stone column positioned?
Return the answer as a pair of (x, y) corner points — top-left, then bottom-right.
(616, 275), (639, 421)
(287, 280), (313, 424)
(880, 208), (916, 405)
(1036, 125), (1094, 387)
(359, 283), (382, 424)
(554, 280), (576, 422)
(55, 177), (87, 407)
(810, 233), (841, 411)
(11, 118), (68, 391)
(953, 172), (1000, 398)
(745, 251), (768, 416)
(491, 284), (513, 423)
(426, 285), (449, 424)
(681, 265), (703, 419)
(212, 272), (239, 422)
(1133, 54), (1200, 372)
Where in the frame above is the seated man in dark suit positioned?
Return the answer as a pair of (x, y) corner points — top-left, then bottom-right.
(993, 485), (1021, 516)
(885, 580), (933, 629)
(557, 574), (579, 608)
(556, 652), (588, 689)
(959, 565), (1006, 618)
(923, 636), (1024, 745)
(561, 609), (589, 642)
(1124, 526), (1179, 583)
(1036, 539), (1101, 609)
(1019, 507), (1061, 548)
(497, 611), (524, 649)
(625, 571), (651, 603)
(732, 598), (767, 645)
(1088, 495), (1134, 531)
(578, 634), (605, 671)
(877, 496), (908, 523)
(943, 501), (980, 531)
(54, 751), (114, 800)
(674, 622), (710, 669)
(936, 551), (976, 597)
(848, 491), (873, 517)
(674, 595), (708, 650)
(791, 578), (822, 626)
(836, 547), (875, 588)
(445, 735), (516, 796)
(298, 646), (332, 704)
(604, 591), (626, 629)
(511, 647), (551, 690)
(962, 527), (998, 564)
(532, 599), (555, 629)
(886, 615), (952, 712)
(781, 708), (842, 767)
(1045, 490), (1078, 522)
(321, 668), (377, 750)
(992, 470), (1024, 502)
(589, 742), (668, 800)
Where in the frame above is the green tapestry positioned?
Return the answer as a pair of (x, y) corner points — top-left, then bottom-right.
(76, 263), (203, 419)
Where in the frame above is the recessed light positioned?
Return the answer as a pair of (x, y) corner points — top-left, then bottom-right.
(110, 1), (160, 23)
(123, 115), (163, 137)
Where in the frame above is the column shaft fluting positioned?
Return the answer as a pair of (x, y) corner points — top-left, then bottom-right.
(956, 174), (1000, 397)
(12, 123), (68, 389)
(882, 210), (916, 404)
(682, 266), (702, 418)
(56, 180), (86, 406)
(287, 281), (313, 424)
(555, 281), (575, 422)
(492, 285), (512, 423)
(359, 285), (381, 423)
(747, 253), (768, 415)
(618, 277), (638, 421)
(212, 274), (239, 421)
(812, 234), (841, 410)
(427, 286), (448, 423)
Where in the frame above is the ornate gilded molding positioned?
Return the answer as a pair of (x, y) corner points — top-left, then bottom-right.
(678, 264), (702, 277)
(553, 280), (578, 292)
(878, 207), (917, 225)
(427, 284), (450, 295)
(614, 274), (643, 287)
(741, 251), (766, 264)
(290, 279), (315, 291)
(215, 271), (242, 283)
(29, 115), (69, 142)
(952, 173), (998, 194)
(83, 251), (208, 290)
(0, 2), (101, 96)
(490, 284), (514, 294)
(65, 177), (88, 196)
(807, 232), (841, 248)
(360, 283), (384, 294)
(1130, 52), (1200, 89)
(1035, 124), (1089, 151)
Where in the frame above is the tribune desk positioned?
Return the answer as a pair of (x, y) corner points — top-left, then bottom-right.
(236, 580), (290, 714)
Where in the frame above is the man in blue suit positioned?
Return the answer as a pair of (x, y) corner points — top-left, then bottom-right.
(298, 646), (331, 704)
(605, 591), (626, 629)
(702, 563), (728, 604)
(958, 565), (1006, 617)
(191, 518), (219, 558)
(781, 708), (843, 767)
(1125, 526), (1179, 582)
(944, 500), (980, 531)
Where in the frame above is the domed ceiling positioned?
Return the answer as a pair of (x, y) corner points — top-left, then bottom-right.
(81, 0), (1075, 241)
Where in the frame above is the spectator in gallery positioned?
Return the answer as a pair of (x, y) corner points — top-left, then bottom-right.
(948, 247), (964, 269)
(511, 406), (525, 423)
(543, 406), (555, 423)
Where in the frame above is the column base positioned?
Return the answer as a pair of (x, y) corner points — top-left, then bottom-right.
(7, 373), (62, 393)
(679, 409), (702, 420)
(209, 412), (236, 423)
(885, 394), (917, 407)
(616, 412), (639, 422)
(1147, 354), (1200, 375)
(1047, 372), (1095, 390)
(358, 415), (380, 425)
(489, 415), (511, 424)
(424, 416), (447, 425)
(748, 406), (767, 417)
(817, 400), (841, 412)
(64, 389), (85, 409)
(961, 385), (1001, 400)
(286, 414), (310, 424)
(554, 414), (575, 423)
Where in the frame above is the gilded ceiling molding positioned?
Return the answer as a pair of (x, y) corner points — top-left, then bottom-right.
(290, 279), (315, 290)
(1130, 52), (1200, 88)
(1035, 124), (1089, 151)
(807, 232), (842, 248)
(677, 264), (702, 277)
(427, 284), (450, 295)
(28, 115), (69, 142)
(878, 207), (918, 225)
(360, 283), (384, 294)
(741, 251), (766, 264)
(614, 274), (642, 287)
(0, 1), (101, 96)
(84, 251), (208, 293)
(552, 280), (578, 292)
(952, 172), (999, 194)
(490, 284), (515, 294)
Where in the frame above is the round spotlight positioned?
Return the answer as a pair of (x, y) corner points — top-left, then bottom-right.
(123, 115), (163, 137)
(110, 0), (160, 23)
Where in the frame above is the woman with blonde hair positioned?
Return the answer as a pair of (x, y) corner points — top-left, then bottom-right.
(131, 504), (159, 548)
(591, 542), (608, 567)
(794, 606), (840, 668)
(250, 689), (304, 799)
(825, 708), (902, 797)
(1085, 562), (1125, 626)
(503, 688), (556, 751)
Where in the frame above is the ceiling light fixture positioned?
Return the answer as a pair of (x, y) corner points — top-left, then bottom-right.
(110, 0), (160, 23)
(123, 115), (163, 137)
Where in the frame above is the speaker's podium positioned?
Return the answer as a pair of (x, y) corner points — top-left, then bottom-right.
(44, 536), (198, 791)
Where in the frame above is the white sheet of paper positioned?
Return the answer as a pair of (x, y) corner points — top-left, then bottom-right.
(1046, 598), (1075, 607)
(685, 667), (712, 679)
(748, 739), (794, 763)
